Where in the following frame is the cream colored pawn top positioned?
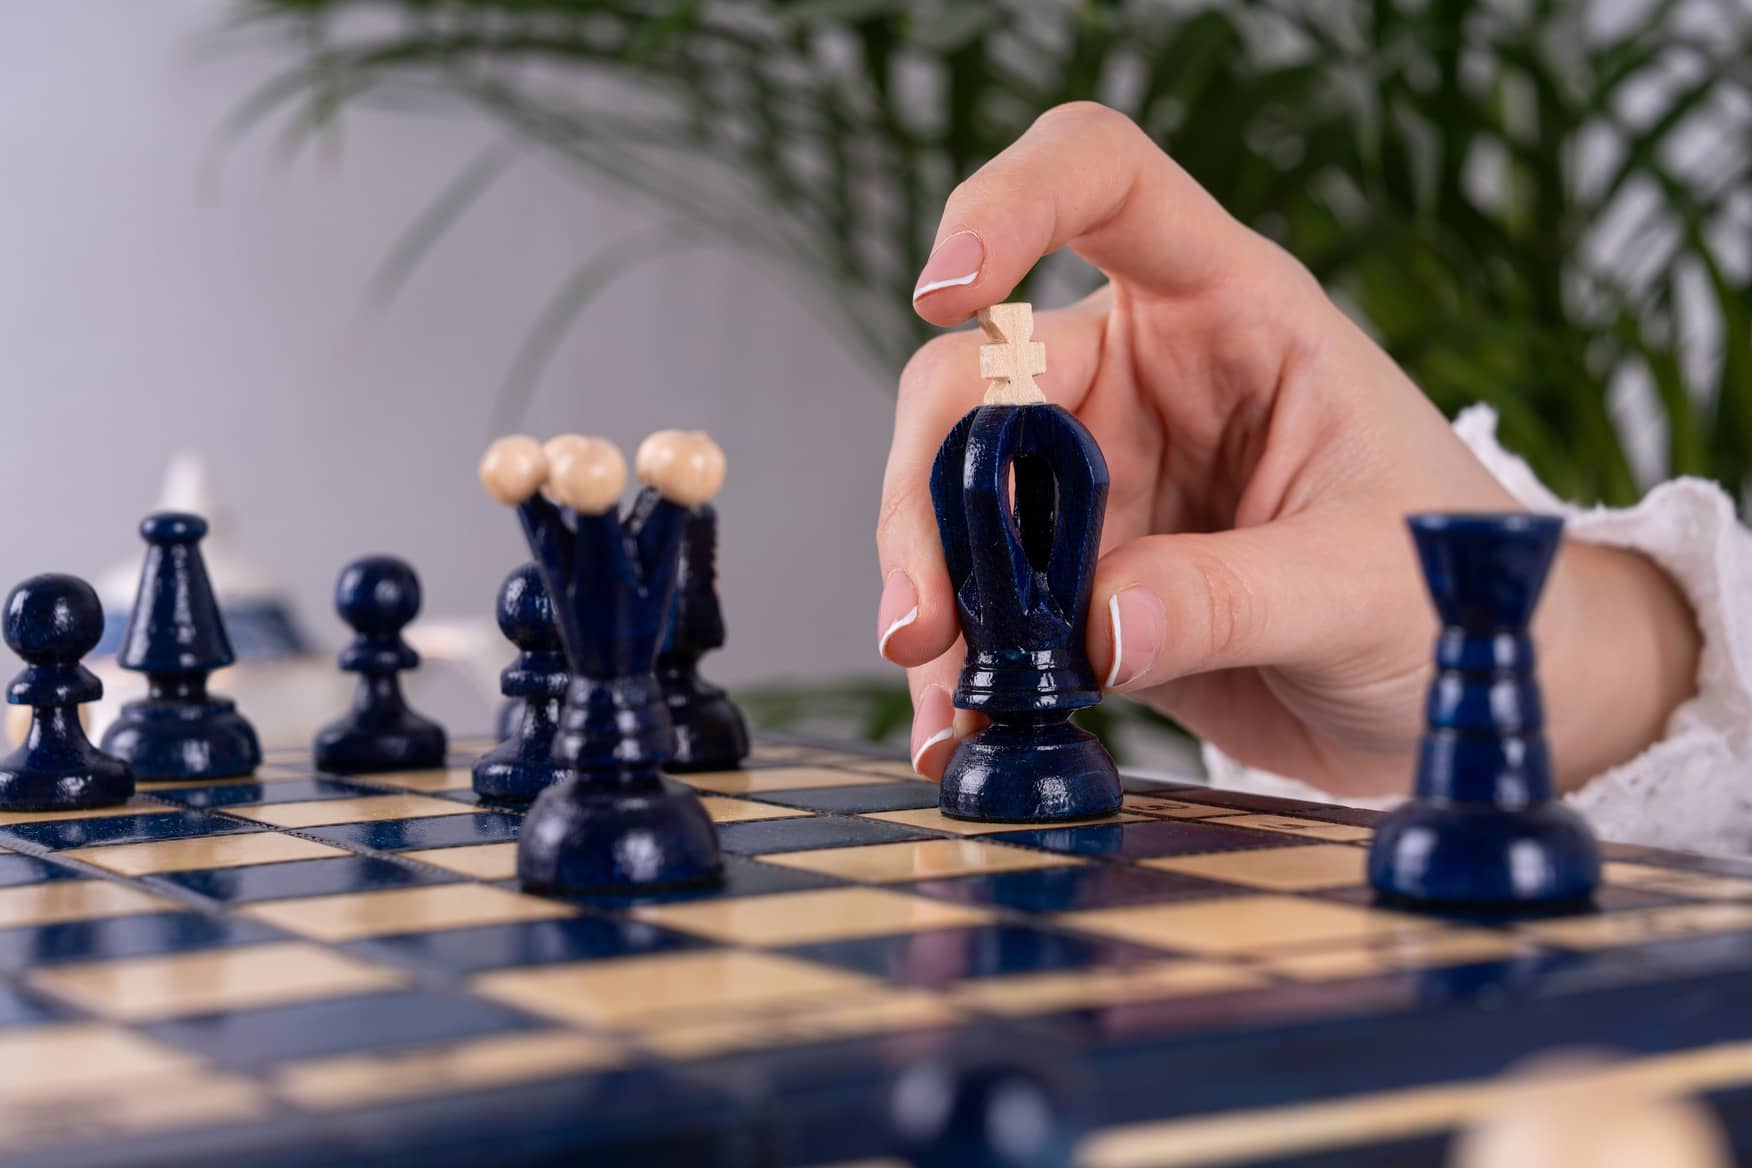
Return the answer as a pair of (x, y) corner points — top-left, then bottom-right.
(479, 432), (725, 514)
(978, 302), (1048, 407)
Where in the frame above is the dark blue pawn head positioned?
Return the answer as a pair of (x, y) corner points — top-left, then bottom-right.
(337, 555), (422, 639)
(0, 574), (132, 811)
(6, 573), (104, 683)
(497, 562), (559, 654)
(1409, 513), (1563, 630)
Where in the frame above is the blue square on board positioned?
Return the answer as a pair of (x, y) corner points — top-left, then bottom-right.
(147, 777), (384, 809)
(907, 864), (1243, 913)
(301, 813), (523, 852)
(0, 853), (82, 888)
(0, 911), (279, 971)
(785, 923), (1163, 988)
(716, 816), (936, 856)
(0, 810), (260, 851)
(989, 819), (1308, 861)
(341, 915), (705, 976)
(160, 855), (457, 904)
(754, 783), (943, 815)
(144, 989), (552, 1070)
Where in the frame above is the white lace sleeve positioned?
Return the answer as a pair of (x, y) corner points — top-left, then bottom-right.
(1201, 404), (1752, 856)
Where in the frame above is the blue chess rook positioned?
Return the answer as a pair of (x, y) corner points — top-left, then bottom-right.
(473, 562), (571, 802)
(480, 430), (725, 894)
(658, 504), (750, 773)
(1368, 513), (1601, 909)
(0, 574), (134, 810)
(929, 304), (1121, 822)
(100, 513), (262, 780)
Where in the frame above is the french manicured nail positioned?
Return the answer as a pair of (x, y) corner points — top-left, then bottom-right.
(1104, 587), (1166, 690)
(912, 232), (983, 301)
(911, 684), (956, 776)
(877, 570), (920, 662)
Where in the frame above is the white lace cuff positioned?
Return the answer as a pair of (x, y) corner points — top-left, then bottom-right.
(1202, 404), (1752, 855)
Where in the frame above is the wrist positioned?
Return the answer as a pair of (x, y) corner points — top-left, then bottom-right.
(1538, 539), (1701, 791)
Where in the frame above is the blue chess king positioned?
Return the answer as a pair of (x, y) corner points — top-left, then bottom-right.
(1368, 513), (1601, 909)
(479, 429), (724, 894)
(929, 303), (1122, 822)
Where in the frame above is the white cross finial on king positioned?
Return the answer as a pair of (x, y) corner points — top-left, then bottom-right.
(977, 302), (1048, 406)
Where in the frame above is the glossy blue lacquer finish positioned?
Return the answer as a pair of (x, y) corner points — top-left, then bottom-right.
(313, 557), (447, 774)
(100, 513), (262, 781)
(658, 505), (750, 773)
(510, 487), (721, 894)
(0, 574), (134, 810)
(1368, 513), (1601, 908)
(930, 404), (1121, 821)
(889, 1043), (1083, 1168)
(474, 563), (572, 802)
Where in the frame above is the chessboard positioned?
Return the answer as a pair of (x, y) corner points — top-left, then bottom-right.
(6, 738), (1752, 1168)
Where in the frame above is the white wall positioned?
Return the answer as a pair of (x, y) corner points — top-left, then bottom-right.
(0, 2), (897, 718)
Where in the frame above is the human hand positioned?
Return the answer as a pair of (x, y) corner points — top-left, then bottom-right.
(876, 103), (1698, 797)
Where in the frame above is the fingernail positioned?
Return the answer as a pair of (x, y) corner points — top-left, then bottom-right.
(912, 232), (983, 301)
(1104, 587), (1166, 691)
(911, 684), (956, 776)
(877, 570), (920, 662)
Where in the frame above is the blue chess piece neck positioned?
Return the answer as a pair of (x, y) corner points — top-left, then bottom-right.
(0, 574), (133, 810)
(1368, 513), (1601, 909)
(930, 403), (1122, 821)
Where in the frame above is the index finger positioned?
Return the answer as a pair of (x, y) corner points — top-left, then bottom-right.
(911, 102), (1264, 325)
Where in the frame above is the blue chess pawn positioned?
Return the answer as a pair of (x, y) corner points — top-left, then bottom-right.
(479, 430), (723, 894)
(100, 513), (262, 780)
(473, 562), (571, 802)
(658, 504), (749, 773)
(314, 556), (447, 774)
(1368, 513), (1601, 909)
(0, 574), (134, 810)
(929, 305), (1121, 822)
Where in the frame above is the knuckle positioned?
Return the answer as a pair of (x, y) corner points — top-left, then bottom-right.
(1188, 550), (1260, 664)
(875, 480), (924, 549)
(1033, 100), (1135, 138)
(897, 334), (970, 401)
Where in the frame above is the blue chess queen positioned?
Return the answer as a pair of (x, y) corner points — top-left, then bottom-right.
(479, 430), (725, 894)
(1368, 513), (1601, 909)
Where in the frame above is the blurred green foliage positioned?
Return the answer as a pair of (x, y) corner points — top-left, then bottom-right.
(231, 0), (1751, 506)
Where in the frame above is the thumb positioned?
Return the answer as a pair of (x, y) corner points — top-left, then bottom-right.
(1088, 523), (1384, 691)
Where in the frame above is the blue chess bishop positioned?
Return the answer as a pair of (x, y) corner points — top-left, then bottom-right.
(930, 303), (1122, 822)
(480, 429), (726, 894)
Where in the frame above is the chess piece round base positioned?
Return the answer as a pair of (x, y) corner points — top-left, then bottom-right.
(517, 775), (722, 894)
(315, 711), (446, 775)
(101, 697), (261, 781)
(0, 747), (133, 812)
(662, 682), (749, 774)
(473, 742), (572, 804)
(939, 719), (1121, 823)
(1368, 801), (1601, 908)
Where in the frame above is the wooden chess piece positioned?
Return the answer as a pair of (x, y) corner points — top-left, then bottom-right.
(1369, 514), (1600, 908)
(473, 562), (571, 802)
(929, 303), (1121, 822)
(480, 430), (722, 893)
(313, 556), (448, 774)
(656, 501), (749, 773)
(100, 512), (262, 780)
(0, 574), (134, 811)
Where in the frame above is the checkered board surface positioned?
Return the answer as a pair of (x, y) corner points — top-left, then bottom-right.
(7, 741), (1752, 1167)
